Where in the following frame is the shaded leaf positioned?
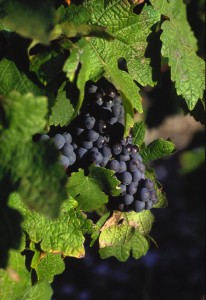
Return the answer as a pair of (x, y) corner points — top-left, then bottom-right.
(0, 0), (55, 43)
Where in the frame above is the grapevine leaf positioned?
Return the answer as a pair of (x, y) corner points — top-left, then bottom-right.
(8, 193), (93, 258)
(0, 91), (47, 141)
(29, 49), (65, 86)
(0, 249), (52, 300)
(150, 0), (205, 109)
(0, 92), (68, 218)
(132, 121), (146, 147)
(49, 82), (75, 126)
(22, 281), (53, 300)
(0, 58), (46, 97)
(31, 253), (65, 284)
(0, 249), (29, 300)
(140, 138), (175, 163)
(67, 168), (109, 211)
(98, 210), (154, 261)
(63, 2), (160, 128)
(0, 0), (55, 44)
(88, 165), (121, 197)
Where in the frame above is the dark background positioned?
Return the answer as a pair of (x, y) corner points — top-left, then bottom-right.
(51, 1), (205, 299)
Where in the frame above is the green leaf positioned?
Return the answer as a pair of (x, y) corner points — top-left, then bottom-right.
(29, 49), (65, 86)
(0, 249), (30, 300)
(150, 0), (205, 110)
(132, 121), (146, 147)
(0, 58), (46, 97)
(49, 82), (75, 126)
(88, 165), (121, 197)
(9, 193), (93, 258)
(0, 0), (55, 44)
(0, 91), (47, 141)
(98, 210), (154, 261)
(63, 2), (160, 129)
(0, 257), (53, 300)
(140, 138), (175, 163)
(67, 168), (109, 211)
(22, 281), (53, 300)
(31, 253), (65, 283)
(0, 92), (68, 218)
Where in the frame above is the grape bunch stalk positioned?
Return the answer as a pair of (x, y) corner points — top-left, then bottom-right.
(40, 84), (158, 212)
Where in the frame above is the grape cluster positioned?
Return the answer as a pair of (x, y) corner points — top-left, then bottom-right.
(41, 84), (158, 212)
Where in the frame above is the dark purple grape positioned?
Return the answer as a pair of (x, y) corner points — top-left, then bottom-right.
(132, 170), (142, 182)
(108, 160), (120, 173)
(84, 116), (96, 129)
(128, 159), (140, 172)
(82, 140), (93, 149)
(121, 172), (132, 185)
(63, 143), (74, 156)
(134, 200), (145, 212)
(88, 85), (98, 94)
(118, 203), (125, 212)
(107, 89), (116, 98)
(144, 179), (155, 191)
(77, 147), (88, 159)
(117, 117), (124, 126)
(101, 145), (112, 157)
(118, 154), (130, 162)
(95, 135), (105, 148)
(123, 194), (134, 205)
(59, 155), (70, 168)
(105, 99), (113, 108)
(91, 146), (98, 152)
(139, 188), (151, 202)
(109, 117), (118, 124)
(40, 134), (50, 141)
(113, 95), (122, 104)
(100, 156), (110, 167)
(54, 134), (65, 149)
(128, 182), (138, 195)
(120, 184), (126, 194)
(112, 143), (122, 155)
(91, 151), (103, 164)
(150, 190), (158, 203)
(97, 120), (107, 134)
(112, 103), (123, 117)
(121, 138), (127, 146)
(69, 152), (76, 165)
(123, 144), (132, 155)
(139, 163), (146, 173)
(118, 161), (127, 173)
(131, 145), (139, 153)
(63, 132), (72, 144)
(86, 130), (99, 142)
(75, 127), (84, 136)
(72, 142), (78, 149)
(145, 200), (153, 210)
